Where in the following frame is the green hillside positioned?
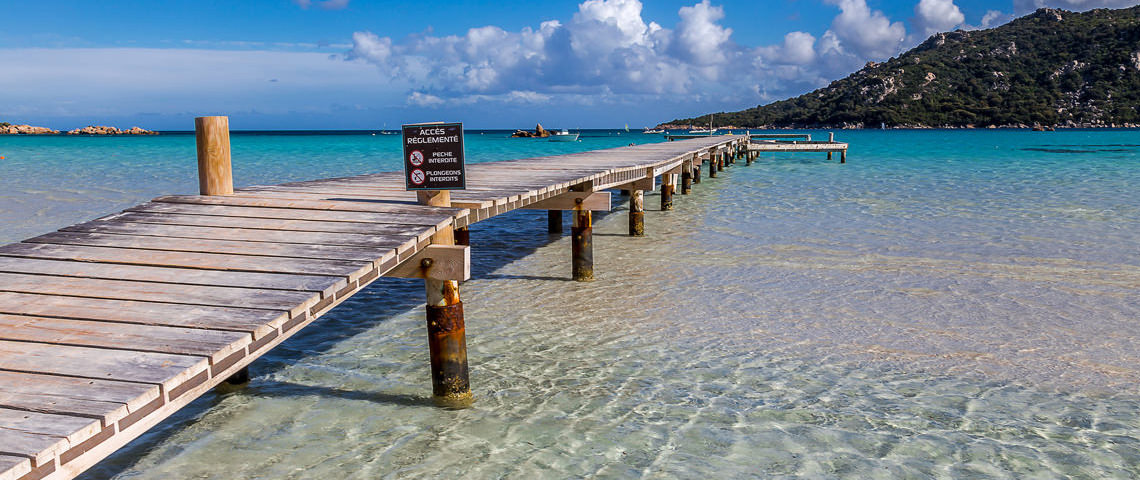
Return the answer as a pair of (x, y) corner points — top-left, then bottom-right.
(669, 7), (1140, 128)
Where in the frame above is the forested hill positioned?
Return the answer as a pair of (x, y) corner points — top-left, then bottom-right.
(667, 7), (1140, 129)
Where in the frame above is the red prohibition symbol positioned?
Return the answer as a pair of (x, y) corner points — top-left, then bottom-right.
(410, 168), (426, 185)
(409, 150), (425, 167)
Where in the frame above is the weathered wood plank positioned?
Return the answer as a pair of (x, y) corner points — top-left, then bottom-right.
(128, 202), (455, 229)
(26, 231), (404, 264)
(153, 195), (465, 217)
(94, 211), (435, 238)
(0, 243), (375, 281)
(0, 257), (345, 297)
(64, 220), (421, 248)
(0, 292), (284, 338)
(0, 454), (30, 480)
(0, 371), (158, 426)
(0, 314), (250, 363)
(0, 407), (101, 465)
(0, 272), (318, 316)
(0, 340), (207, 392)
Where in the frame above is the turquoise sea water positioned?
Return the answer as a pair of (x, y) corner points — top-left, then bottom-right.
(2, 129), (1140, 478)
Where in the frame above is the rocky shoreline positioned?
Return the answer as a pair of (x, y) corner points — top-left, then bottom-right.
(0, 123), (158, 135)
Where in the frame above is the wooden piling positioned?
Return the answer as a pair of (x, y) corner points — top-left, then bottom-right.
(717, 153), (725, 172)
(709, 153), (718, 178)
(692, 160), (702, 184)
(195, 116), (233, 196)
(418, 189), (472, 406)
(572, 203), (593, 281)
(547, 210), (563, 234)
(660, 175), (674, 211)
(746, 150), (754, 166)
(455, 226), (470, 246)
(681, 165), (693, 194)
(841, 150), (847, 164)
(629, 190), (644, 236)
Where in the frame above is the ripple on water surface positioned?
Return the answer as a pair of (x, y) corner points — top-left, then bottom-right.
(7, 130), (1139, 479)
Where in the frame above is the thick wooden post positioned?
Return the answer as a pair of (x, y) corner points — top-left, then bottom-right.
(681, 165), (693, 194)
(841, 150), (847, 164)
(547, 210), (563, 234)
(747, 150), (754, 166)
(660, 174), (674, 211)
(629, 189), (644, 236)
(455, 226), (470, 246)
(717, 152), (725, 172)
(418, 190), (472, 406)
(709, 152), (718, 178)
(572, 208), (593, 281)
(571, 183), (593, 281)
(195, 116), (233, 196)
(692, 160), (702, 184)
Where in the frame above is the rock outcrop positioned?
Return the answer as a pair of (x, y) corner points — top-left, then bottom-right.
(511, 123), (552, 138)
(0, 124), (59, 134)
(66, 125), (158, 135)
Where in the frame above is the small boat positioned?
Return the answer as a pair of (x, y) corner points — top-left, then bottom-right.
(549, 129), (579, 142)
(643, 128), (664, 134)
(688, 114), (716, 134)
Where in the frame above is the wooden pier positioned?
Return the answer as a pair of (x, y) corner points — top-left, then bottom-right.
(0, 122), (756, 480)
(664, 132), (848, 163)
(748, 132), (848, 163)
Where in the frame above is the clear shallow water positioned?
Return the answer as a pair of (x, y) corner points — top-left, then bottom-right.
(3, 129), (1140, 478)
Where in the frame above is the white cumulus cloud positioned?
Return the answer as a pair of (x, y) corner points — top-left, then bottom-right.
(670, 0), (733, 66)
(825, 0), (907, 59)
(914, 0), (966, 38)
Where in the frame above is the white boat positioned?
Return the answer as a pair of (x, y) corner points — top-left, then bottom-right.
(643, 128), (664, 134)
(688, 115), (716, 134)
(549, 129), (579, 142)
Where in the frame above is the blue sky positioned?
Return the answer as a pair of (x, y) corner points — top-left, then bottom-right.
(1, 0), (1136, 130)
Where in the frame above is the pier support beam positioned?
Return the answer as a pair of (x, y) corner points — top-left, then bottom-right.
(841, 151), (846, 164)
(418, 190), (472, 407)
(747, 151), (754, 166)
(709, 153), (718, 178)
(572, 205), (593, 281)
(660, 174), (674, 211)
(692, 160), (701, 184)
(547, 210), (562, 234)
(629, 190), (644, 236)
(455, 226), (470, 246)
(681, 166), (692, 194)
(570, 182), (594, 282)
(717, 153), (725, 172)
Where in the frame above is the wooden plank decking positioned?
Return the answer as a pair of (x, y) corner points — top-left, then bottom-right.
(0, 135), (746, 480)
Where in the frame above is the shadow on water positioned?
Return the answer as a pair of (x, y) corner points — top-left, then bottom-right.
(247, 380), (432, 408)
(80, 202), (627, 479)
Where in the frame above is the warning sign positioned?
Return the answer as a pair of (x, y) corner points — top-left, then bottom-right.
(402, 122), (465, 190)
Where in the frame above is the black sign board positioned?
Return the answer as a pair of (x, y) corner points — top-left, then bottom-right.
(402, 122), (465, 190)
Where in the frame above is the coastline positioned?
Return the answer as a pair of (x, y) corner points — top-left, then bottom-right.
(0, 123), (158, 135)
